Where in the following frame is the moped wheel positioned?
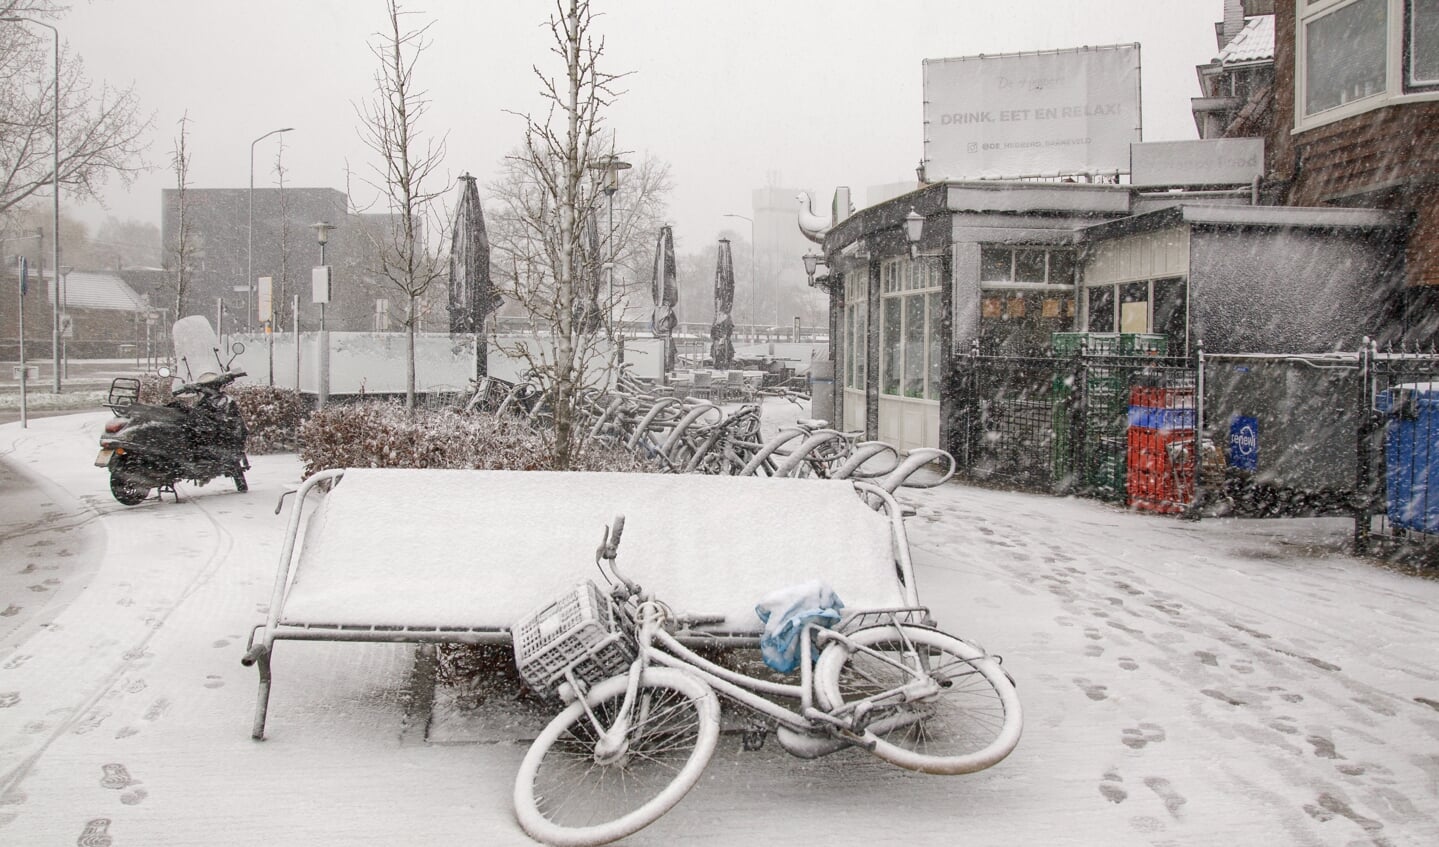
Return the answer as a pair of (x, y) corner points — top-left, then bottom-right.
(815, 624), (1022, 775)
(109, 464), (150, 505)
(513, 667), (720, 847)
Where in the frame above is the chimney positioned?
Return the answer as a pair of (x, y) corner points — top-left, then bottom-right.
(1219, 0), (1246, 49)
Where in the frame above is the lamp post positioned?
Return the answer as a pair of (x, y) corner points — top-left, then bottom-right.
(59, 264), (70, 378)
(248, 127), (294, 332)
(311, 220), (334, 409)
(589, 152), (630, 328)
(722, 213), (754, 339)
(311, 220), (334, 330)
(3, 16), (62, 392)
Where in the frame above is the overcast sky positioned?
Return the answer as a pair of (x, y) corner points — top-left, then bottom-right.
(61, 0), (1225, 253)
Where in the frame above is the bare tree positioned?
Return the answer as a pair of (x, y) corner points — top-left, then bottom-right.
(0, 1), (152, 219)
(352, 0), (449, 411)
(165, 112), (198, 320)
(498, 0), (630, 468)
(488, 139), (671, 323)
(272, 137), (294, 331)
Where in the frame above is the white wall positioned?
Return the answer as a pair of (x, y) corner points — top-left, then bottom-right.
(227, 331), (476, 394)
(220, 331), (673, 395)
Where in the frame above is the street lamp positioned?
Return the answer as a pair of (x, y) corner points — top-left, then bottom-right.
(589, 152), (630, 328)
(3, 16), (62, 392)
(311, 220), (334, 330)
(722, 212), (755, 337)
(904, 208), (925, 259)
(802, 251), (826, 286)
(311, 220), (334, 410)
(249, 127), (294, 332)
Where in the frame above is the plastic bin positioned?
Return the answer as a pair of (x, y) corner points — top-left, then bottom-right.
(1377, 384), (1439, 534)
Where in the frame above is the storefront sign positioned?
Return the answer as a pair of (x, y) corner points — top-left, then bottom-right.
(1130, 139), (1264, 187)
(922, 44), (1141, 180)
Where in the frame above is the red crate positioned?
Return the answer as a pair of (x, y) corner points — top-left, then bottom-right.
(1128, 385), (1195, 411)
(1127, 426), (1195, 514)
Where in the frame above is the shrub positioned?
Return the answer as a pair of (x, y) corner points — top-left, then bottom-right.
(231, 386), (309, 454)
(136, 374), (173, 405)
(297, 401), (653, 478)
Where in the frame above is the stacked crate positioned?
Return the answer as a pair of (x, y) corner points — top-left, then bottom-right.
(1126, 382), (1197, 514)
(1050, 333), (1165, 501)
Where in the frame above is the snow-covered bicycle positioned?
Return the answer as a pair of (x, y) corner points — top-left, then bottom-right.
(510, 496), (1022, 847)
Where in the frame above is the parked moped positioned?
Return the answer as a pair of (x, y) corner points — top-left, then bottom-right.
(97, 346), (250, 505)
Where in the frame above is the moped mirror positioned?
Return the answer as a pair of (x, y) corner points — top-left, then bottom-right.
(231, 341), (246, 356)
(157, 366), (172, 378)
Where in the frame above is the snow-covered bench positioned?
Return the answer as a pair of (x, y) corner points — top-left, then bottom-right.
(241, 467), (920, 739)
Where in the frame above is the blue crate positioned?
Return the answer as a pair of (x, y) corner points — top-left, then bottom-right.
(1378, 385), (1439, 534)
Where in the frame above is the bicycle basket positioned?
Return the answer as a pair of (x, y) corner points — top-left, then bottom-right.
(512, 581), (635, 693)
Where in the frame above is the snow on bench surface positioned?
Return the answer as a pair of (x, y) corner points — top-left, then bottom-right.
(276, 469), (905, 635)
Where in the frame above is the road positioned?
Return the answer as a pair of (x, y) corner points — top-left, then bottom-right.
(2, 412), (1438, 845)
(0, 359), (157, 425)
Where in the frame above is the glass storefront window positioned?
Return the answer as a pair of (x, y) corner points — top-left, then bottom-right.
(844, 272), (867, 391)
(1153, 278), (1187, 349)
(1087, 287), (1115, 333)
(1015, 249), (1048, 283)
(1049, 251), (1076, 285)
(927, 292), (942, 400)
(878, 256), (943, 400)
(904, 295), (926, 398)
(1305, 0), (1387, 115)
(980, 248), (1012, 283)
(882, 298), (901, 395)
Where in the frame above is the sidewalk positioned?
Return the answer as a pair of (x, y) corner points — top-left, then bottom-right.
(2, 412), (1438, 845)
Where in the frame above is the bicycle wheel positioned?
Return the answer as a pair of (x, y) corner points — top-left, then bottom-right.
(513, 667), (721, 847)
(814, 624), (1021, 775)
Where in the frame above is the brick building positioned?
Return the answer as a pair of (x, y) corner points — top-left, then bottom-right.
(1197, 0), (1439, 339)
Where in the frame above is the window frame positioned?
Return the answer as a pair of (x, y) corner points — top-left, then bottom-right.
(1295, 0), (1439, 133)
(878, 256), (943, 402)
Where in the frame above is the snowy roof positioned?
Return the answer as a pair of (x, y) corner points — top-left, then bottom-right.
(1217, 15), (1274, 66)
(22, 270), (149, 312)
(1079, 202), (1408, 240)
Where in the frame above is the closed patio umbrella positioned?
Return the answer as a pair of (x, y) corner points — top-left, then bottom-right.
(449, 174), (502, 376)
(711, 238), (736, 369)
(651, 224), (679, 372)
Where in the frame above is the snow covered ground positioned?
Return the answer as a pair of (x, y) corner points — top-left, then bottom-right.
(3, 405), (1439, 845)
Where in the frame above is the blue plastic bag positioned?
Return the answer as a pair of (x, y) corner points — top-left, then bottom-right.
(754, 580), (844, 673)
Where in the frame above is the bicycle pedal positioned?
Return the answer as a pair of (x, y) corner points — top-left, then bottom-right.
(741, 725), (768, 751)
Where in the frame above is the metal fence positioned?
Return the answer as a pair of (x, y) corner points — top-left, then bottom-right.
(951, 343), (1194, 505)
(951, 340), (1439, 558)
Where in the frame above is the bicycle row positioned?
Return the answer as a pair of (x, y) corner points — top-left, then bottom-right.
(462, 367), (957, 494)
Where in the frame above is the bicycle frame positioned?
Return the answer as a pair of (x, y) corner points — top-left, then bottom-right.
(563, 586), (949, 761)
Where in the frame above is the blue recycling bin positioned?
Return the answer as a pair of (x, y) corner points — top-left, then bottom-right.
(1377, 385), (1439, 533)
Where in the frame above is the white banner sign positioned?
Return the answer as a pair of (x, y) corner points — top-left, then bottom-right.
(312, 266), (331, 304)
(1130, 138), (1264, 187)
(923, 45), (1141, 180)
(257, 276), (273, 322)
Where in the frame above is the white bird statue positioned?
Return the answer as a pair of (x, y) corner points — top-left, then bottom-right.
(796, 191), (830, 244)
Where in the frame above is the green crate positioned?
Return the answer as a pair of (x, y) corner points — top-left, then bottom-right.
(1119, 333), (1168, 356)
(1052, 332), (1120, 356)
